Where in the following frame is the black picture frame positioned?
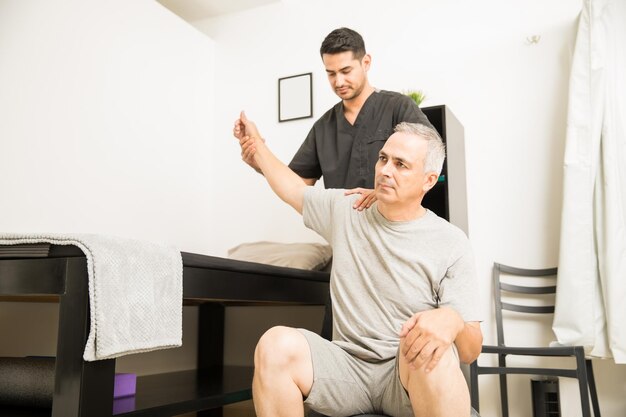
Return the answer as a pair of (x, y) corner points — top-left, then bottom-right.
(278, 72), (313, 122)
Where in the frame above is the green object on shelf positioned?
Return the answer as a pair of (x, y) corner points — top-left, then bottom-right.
(405, 90), (426, 106)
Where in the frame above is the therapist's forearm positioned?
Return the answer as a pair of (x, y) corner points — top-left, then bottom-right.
(253, 140), (306, 214)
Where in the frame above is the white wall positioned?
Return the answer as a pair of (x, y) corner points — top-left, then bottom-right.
(1, 0), (624, 415)
(0, 0), (215, 374)
(194, 0), (626, 416)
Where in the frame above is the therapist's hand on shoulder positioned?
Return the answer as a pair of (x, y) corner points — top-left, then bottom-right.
(345, 188), (377, 211)
(399, 307), (464, 372)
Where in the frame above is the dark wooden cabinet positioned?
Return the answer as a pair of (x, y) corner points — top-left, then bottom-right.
(421, 105), (468, 235)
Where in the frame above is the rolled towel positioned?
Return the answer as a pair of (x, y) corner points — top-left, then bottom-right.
(0, 357), (55, 408)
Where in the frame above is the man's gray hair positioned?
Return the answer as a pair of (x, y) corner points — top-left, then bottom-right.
(394, 122), (446, 175)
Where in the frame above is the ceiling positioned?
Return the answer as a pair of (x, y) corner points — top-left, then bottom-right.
(156, 0), (280, 22)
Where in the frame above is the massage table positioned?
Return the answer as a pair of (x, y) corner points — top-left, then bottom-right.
(0, 244), (330, 417)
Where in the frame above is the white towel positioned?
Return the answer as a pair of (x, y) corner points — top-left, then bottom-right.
(0, 233), (182, 361)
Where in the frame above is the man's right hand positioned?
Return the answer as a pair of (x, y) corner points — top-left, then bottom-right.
(233, 111), (264, 173)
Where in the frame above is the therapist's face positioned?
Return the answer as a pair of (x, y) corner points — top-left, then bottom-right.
(322, 51), (370, 102)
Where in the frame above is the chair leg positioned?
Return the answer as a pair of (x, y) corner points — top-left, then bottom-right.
(469, 361), (479, 411)
(575, 352), (592, 417)
(498, 354), (508, 417)
(499, 374), (509, 417)
(586, 359), (601, 417)
(577, 377), (592, 417)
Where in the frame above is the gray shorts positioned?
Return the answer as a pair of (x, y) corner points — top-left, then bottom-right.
(298, 328), (413, 417)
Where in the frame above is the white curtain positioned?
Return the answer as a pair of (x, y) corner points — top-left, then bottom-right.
(554, 0), (626, 363)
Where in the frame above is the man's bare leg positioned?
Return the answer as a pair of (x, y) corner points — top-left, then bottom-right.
(399, 340), (470, 417)
(253, 326), (314, 417)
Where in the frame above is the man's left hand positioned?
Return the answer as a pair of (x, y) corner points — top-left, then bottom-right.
(399, 307), (464, 372)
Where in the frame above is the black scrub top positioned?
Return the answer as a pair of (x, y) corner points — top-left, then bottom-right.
(288, 90), (432, 189)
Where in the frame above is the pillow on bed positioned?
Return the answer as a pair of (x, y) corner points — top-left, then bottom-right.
(227, 241), (332, 271)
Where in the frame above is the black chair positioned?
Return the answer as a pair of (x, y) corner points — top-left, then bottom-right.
(469, 263), (601, 417)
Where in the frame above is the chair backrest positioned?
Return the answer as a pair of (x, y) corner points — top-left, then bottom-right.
(492, 263), (557, 347)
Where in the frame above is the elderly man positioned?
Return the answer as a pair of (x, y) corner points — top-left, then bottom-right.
(236, 115), (482, 417)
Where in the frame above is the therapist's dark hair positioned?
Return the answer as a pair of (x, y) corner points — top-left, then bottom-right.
(320, 27), (366, 60)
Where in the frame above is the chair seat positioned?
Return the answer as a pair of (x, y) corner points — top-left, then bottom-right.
(348, 410), (480, 417)
(344, 406), (481, 416)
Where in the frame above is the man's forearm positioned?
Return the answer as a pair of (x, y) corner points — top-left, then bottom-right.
(455, 322), (482, 364)
(253, 139), (307, 214)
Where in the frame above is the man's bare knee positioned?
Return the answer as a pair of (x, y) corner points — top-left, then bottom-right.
(254, 326), (313, 395)
(255, 326), (305, 368)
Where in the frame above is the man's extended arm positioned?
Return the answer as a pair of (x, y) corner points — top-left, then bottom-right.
(251, 137), (307, 213)
(238, 115), (308, 214)
(233, 112), (317, 186)
(454, 321), (482, 363)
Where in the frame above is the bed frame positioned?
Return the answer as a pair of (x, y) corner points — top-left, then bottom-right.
(0, 244), (330, 417)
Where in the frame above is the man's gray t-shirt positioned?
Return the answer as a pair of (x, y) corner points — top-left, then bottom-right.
(303, 187), (481, 362)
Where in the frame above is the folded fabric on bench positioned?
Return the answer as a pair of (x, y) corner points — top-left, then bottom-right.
(0, 233), (183, 361)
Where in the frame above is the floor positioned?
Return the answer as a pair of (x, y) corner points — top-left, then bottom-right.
(175, 400), (256, 416)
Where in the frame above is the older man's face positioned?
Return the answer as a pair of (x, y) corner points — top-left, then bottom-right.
(374, 132), (432, 205)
